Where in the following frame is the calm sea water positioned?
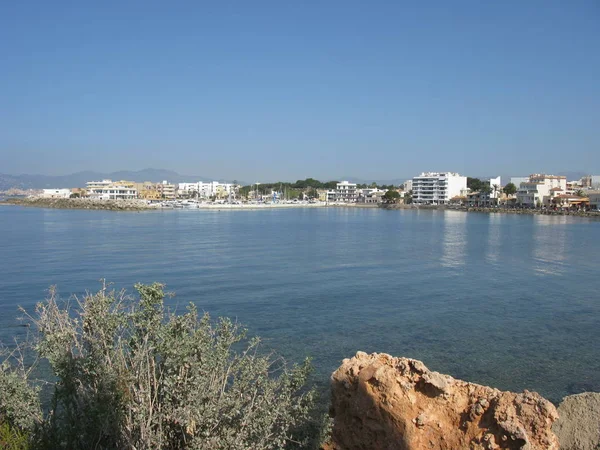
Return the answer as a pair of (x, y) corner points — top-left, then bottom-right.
(1, 205), (599, 402)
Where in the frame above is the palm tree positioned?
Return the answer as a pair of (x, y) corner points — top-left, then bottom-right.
(492, 184), (500, 205)
(574, 189), (585, 197)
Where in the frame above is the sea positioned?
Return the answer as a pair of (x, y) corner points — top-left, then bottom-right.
(0, 205), (599, 403)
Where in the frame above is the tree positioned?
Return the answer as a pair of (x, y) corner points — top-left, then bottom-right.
(574, 189), (585, 197)
(0, 283), (317, 449)
(307, 188), (318, 199)
(382, 189), (401, 203)
(467, 177), (484, 192)
(404, 190), (413, 204)
(480, 185), (492, 196)
(503, 183), (517, 196)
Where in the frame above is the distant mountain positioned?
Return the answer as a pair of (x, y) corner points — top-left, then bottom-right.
(338, 176), (409, 186)
(557, 171), (587, 181)
(0, 169), (233, 190)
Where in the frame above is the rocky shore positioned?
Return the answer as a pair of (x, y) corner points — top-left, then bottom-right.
(2, 197), (157, 211)
(456, 206), (600, 218)
(381, 203), (600, 218)
(324, 352), (600, 450)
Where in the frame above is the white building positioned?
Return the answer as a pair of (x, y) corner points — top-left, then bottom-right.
(488, 176), (502, 196)
(86, 180), (137, 200)
(177, 181), (235, 199)
(588, 191), (600, 210)
(412, 172), (467, 205)
(41, 189), (71, 199)
(178, 182), (199, 196)
(403, 180), (413, 192)
(516, 174), (567, 206)
(335, 181), (358, 202)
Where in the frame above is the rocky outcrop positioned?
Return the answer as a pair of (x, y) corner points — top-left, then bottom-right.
(328, 352), (559, 450)
(553, 392), (600, 450)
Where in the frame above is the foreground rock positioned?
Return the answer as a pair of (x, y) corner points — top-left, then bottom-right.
(328, 352), (559, 450)
(553, 392), (600, 450)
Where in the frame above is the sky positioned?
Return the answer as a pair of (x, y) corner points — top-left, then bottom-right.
(1, 1), (598, 182)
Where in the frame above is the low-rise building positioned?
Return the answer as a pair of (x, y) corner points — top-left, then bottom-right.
(86, 180), (137, 200)
(467, 176), (503, 206)
(70, 188), (87, 198)
(137, 182), (162, 201)
(587, 191), (600, 210)
(41, 189), (72, 199)
(412, 172), (467, 205)
(551, 194), (589, 209)
(357, 188), (386, 203)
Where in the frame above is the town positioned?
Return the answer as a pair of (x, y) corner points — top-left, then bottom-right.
(34, 172), (600, 211)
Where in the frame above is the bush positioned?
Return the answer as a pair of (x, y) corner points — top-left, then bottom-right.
(0, 421), (30, 450)
(1, 283), (317, 449)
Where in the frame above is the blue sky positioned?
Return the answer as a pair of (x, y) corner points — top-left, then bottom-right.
(1, 1), (598, 181)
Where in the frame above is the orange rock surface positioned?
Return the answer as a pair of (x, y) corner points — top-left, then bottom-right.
(328, 352), (559, 450)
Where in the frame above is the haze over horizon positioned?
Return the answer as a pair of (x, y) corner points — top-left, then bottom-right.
(1, 1), (598, 181)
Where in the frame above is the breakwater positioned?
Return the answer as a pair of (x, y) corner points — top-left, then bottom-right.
(3, 197), (156, 211)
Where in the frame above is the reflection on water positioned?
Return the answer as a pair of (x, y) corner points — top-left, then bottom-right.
(485, 213), (502, 264)
(532, 215), (568, 276)
(441, 211), (467, 268)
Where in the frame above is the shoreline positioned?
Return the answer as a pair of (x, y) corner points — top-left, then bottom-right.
(381, 203), (600, 218)
(4, 197), (600, 218)
(1, 197), (338, 211)
(449, 205), (600, 218)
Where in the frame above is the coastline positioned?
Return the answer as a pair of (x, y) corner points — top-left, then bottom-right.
(450, 205), (600, 218)
(381, 203), (600, 218)
(4, 197), (600, 218)
(2, 197), (333, 211)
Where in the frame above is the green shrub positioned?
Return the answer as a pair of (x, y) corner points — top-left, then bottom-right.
(1, 283), (317, 449)
(0, 421), (30, 450)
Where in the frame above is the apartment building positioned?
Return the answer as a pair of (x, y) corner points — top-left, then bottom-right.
(335, 181), (357, 202)
(157, 180), (177, 200)
(86, 180), (137, 200)
(412, 172), (467, 205)
(516, 174), (567, 206)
